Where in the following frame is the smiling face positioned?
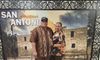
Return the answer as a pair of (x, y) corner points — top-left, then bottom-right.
(55, 22), (62, 32)
(41, 21), (48, 27)
(41, 17), (48, 27)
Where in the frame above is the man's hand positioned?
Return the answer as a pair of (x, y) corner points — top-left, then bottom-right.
(32, 42), (37, 58)
(32, 52), (37, 58)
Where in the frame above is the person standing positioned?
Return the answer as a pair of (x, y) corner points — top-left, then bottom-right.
(51, 22), (66, 60)
(30, 17), (53, 60)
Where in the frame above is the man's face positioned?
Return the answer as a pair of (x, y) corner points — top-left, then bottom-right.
(55, 23), (62, 31)
(41, 22), (48, 27)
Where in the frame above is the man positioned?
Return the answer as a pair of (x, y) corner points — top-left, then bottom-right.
(30, 17), (53, 60)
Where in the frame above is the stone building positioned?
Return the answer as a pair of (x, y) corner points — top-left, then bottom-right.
(63, 27), (88, 60)
(16, 35), (32, 57)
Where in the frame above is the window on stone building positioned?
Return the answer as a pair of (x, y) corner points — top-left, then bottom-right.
(71, 31), (74, 37)
(25, 46), (27, 50)
(71, 43), (75, 48)
(24, 37), (27, 41)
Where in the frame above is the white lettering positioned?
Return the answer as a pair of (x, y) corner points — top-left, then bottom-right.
(16, 19), (21, 25)
(1, 11), (6, 18)
(1, 11), (18, 18)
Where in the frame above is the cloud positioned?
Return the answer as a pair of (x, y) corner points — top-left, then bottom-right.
(60, 11), (89, 29)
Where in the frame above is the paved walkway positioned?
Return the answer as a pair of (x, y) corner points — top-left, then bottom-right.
(7, 57), (35, 60)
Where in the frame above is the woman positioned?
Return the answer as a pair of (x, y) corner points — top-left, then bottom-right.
(51, 22), (66, 60)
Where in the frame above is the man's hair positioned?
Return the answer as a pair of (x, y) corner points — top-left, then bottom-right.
(41, 17), (48, 22)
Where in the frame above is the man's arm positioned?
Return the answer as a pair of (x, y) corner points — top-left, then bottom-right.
(31, 42), (37, 57)
(32, 42), (36, 52)
(30, 28), (38, 57)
